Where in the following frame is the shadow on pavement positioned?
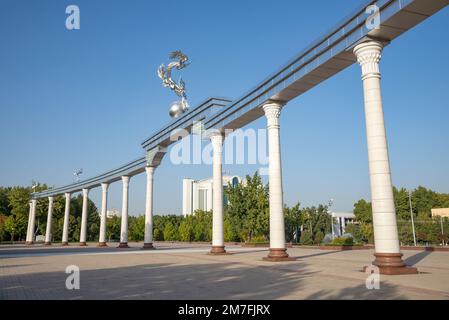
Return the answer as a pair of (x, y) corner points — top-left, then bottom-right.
(404, 250), (433, 266)
(0, 261), (316, 300)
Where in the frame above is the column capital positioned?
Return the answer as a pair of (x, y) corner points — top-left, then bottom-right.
(31, 199), (37, 205)
(263, 101), (285, 128)
(65, 192), (71, 199)
(209, 130), (224, 145)
(82, 188), (89, 197)
(101, 182), (109, 191)
(353, 40), (383, 80)
(145, 166), (155, 176)
(122, 175), (130, 186)
(48, 196), (54, 202)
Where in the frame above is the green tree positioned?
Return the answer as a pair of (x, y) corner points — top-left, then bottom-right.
(394, 187), (413, 221)
(191, 210), (212, 241)
(284, 203), (303, 243)
(225, 172), (269, 242)
(129, 215), (145, 241)
(163, 221), (177, 241)
(106, 216), (121, 241)
(0, 187), (11, 216)
(4, 214), (27, 241)
(0, 215), (8, 241)
(179, 218), (193, 241)
(353, 199), (372, 224)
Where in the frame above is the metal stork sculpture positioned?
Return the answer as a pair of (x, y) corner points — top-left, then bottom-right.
(157, 50), (191, 118)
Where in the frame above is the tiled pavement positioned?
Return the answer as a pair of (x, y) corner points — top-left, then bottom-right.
(1, 242), (448, 300)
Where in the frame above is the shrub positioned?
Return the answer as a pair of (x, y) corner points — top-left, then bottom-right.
(248, 235), (267, 243)
(330, 237), (354, 246)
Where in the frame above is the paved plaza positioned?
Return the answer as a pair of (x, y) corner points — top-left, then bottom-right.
(1, 243), (448, 300)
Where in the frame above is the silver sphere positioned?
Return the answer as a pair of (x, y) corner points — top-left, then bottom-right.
(169, 100), (187, 118)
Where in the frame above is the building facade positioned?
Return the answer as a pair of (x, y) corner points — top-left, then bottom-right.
(183, 176), (241, 216)
(331, 212), (356, 237)
(431, 208), (449, 218)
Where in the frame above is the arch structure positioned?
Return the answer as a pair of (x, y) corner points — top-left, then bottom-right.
(29, 0), (448, 274)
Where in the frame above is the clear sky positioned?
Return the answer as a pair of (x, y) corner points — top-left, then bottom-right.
(1, 0), (448, 216)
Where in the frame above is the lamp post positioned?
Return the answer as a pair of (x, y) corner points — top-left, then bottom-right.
(440, 217), (445, 246)
(408, 190), (417, 247)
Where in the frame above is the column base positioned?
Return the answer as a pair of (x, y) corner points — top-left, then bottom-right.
(142, 243), (155, 250)
(363, 253), (418, 275)
(44, 242), (52, 246)
(79, 242), (87, 246)
(117, 242), (129, 248)
(97, 242), (108, 247)
(25, 241), (33, 245)
(263, 248), (296, 262)
(61, 242), (69, 246)
(207, 246), (231, 255)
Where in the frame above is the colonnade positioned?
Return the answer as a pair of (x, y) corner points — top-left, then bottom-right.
(25, 39), (416, 274)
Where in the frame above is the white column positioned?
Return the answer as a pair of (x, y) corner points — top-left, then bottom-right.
(354, 41), (400, 254)
(79, 188), (89, 246)
(119, 176), (130, 248)
(209, 132), (226, 254)
(25, 201), (33, 244)
(27, 199), (37, 244)
(354, 41), (415, 274)
(99, 183), (109, 246)
(143, 167), (155, 249)
(62, 193), (71, 245)
(44, 197), (54, 245)
(263, 102), (290, 261)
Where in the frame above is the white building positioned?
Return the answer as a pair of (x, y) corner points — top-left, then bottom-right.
(331, 212), (356, 237)
(106, 209), (121, 218)
(183, 175), (241, 216)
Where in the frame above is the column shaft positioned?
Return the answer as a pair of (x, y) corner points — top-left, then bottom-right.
(79, 188), (89, 246)
(44, 197), (54, 245)
(263, 102), (292, 261)
(143, 167), (155, 249)
(62, 193), (70, 245)
(118, 176), (130, 248)
(25, 201), (34, 244)
(28, 199), (37, 244)
(99, 183), (109, 247)
(209, 133), (226, 254)
(354, 40), (417, 274)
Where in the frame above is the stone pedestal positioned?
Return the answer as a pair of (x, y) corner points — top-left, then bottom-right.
(262, 248), (295, 262)
(364, 253), (418, 275)
(142, 243), (155, 250)
(208, 245), (231, 255)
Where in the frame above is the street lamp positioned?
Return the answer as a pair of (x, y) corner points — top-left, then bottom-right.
(440, 216), (445, 246)
(408, 190), (417, 247)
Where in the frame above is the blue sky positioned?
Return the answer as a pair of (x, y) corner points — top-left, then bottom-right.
(1, 0), (448, 215)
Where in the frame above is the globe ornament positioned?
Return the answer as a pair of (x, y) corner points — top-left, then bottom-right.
(169, 98), (189, 118)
